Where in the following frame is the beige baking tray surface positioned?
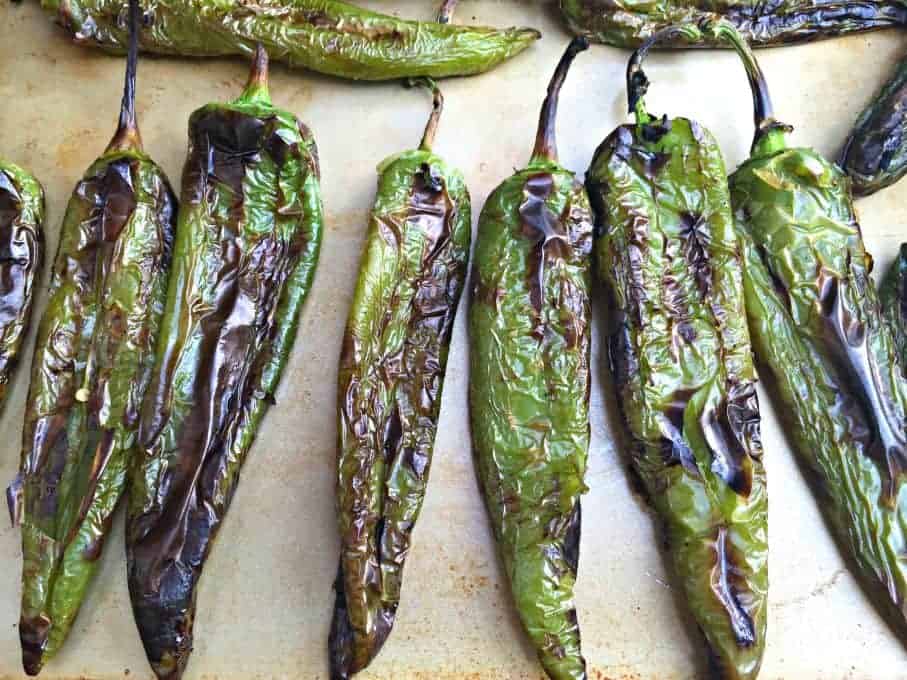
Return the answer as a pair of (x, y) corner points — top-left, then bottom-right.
(1, 1), (906, 678)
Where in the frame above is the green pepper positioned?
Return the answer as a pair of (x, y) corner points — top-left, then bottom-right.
(840, 59), (907, 196)
(6, 0), (177, 672)
(126, 44), (324, 680)
(880, 243), (907, 370)
(0, 160), (44, 409)
(40, 0), (540, 81)
(469, 38), (591, 680)
(329, 79), (472, 680)
(586, 24), (769, 680)
(559, 0), (907, 47)
(713, 18), (907, 646)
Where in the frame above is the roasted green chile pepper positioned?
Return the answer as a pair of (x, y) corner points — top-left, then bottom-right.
(840, 60), (907, 196)
(329, 80), (471, 680)
(6, 0), (177, 672)
(0, 160), (44, 408)
(126, 45), (323, 680)
(881, 243), (907, 369)
(560, 0), (907, 47)
(40, 0), (540, 81)
(587, 25), (768, 680)
(469, 38), (591, 680)
(716, 19), (907, 645)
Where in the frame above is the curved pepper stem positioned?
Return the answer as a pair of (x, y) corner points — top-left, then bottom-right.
(626, 23), (700, 124)
(530, 36), (589, 164)
(701, 19), (793, 155)
(106, 0), (142, 152)
(404, 77), (444, 152)
(240, 43), (271, 104)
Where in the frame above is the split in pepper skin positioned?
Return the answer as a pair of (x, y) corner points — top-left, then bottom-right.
(125, 43), (323, 680)
(7, 0), (177, 673)
(706, 18), (907, 649)
(0, 160), (44, 411)
(587, 22), (769, 680)
(469, 37), (593, 680)
(40, 0), (540, 81)
(329, 78), (472, 680)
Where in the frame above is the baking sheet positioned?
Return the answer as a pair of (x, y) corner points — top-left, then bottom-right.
(1, 1), (906, 678)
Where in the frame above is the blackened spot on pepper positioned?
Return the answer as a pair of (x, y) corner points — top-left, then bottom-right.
(711, 525), (757, 648)
(20, 613), (51, 676)
(678, 212), (712, 300)
(657, 388), (701, 476)
(641, 114), (671, 143)
(383, 407), (402, 463)
(519, 173), (568, 317)
(562, 501), (581, 575)
(816, 268), (907, 505)
(700, 382), (760, 497)
(756, 245), (792, 314)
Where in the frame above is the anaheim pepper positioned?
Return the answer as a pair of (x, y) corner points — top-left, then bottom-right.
(329, 80), (472, 680)
(0, 160), (44, 409)
(126, 44), (323, 680)
(712, 19), (907, 641)
(40, 0), (540, 81)
(586, 24), (768, 680)
(6, 0), (177, 672)
(469, 38), (592, 680)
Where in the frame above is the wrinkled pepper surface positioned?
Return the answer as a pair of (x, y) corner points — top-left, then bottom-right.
(329, 80), (471, 680)
(715, 19), (907, 645)
(126, 44), (323, 680)
(40, 0), (540, 81)
(840, 59), (907, 196)
(0, 160), (44, 408)
(7, 0), (177, 672)
(881, 243), (907, 370)
(469, 38), (592, 680)
(560, 0), (907, 47)
(587, 24), (768, 680)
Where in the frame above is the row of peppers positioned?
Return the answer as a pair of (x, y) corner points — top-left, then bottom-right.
(30, 0), (907, 199)
(332, 18), (907, 680)
(2, 5), (907, 680)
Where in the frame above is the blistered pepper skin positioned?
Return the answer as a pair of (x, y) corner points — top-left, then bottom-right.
(7, 2), (177, 671)
(0, 161), (44, 408)
(559, 0), (907, 47)
(40, 0), (540, 81)
(126, 47), (323, 680)
(469, 40), (592, 680)
(587, 28), (768, 678)
(880, 243), (907, 369)
(705, 18), (907, 648)
(840, 60), (907, 196)
(329, 87), (471, 679)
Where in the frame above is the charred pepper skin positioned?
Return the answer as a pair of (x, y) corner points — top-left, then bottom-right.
(329, 82), (471, 680)
(840, 60), (907, 196)
(40, 0), (540, 81)
(6, 0), (177, 673)
(560, 0), (907, 47)
(469, 39), (592, 680)
(125, 45), (323, 680)
(880, 244), (907, 370)
(0, 160), (44, 408)
(587, 25), (768, 680)
(712, 19), (907, 646)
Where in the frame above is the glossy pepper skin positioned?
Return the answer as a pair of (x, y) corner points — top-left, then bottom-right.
(560, 0), (907, 47)
(6, 0), (177, 672)
(0, 160), (44, 408)
(840, 60), (907, 196)
(469, 38), (592, 680)
(587, 24), (768, 680)
(713, 19), (907, 645)
(126, 44), (323, 680)
(39, 0), (540, 81)
(880, 244), (907, 370)
(329, 81), (471, 680)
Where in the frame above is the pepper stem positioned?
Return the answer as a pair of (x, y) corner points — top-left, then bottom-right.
(106, 0), (142, 152)
(437, 0), (459, 23)
(531, 37), (589, 164)
(405, 78), (444, 152)
(626, 23), (701, 124)
(702, 19), (791, 153)
(241, 44), (271, 102)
